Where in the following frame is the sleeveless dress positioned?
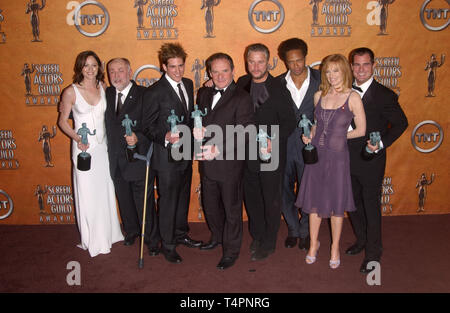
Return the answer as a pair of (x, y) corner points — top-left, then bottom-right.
(71, 84), (124, 257)
(295, 94), (356, 218)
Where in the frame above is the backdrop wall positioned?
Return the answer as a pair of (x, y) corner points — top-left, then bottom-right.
(0, 0), (448, 225)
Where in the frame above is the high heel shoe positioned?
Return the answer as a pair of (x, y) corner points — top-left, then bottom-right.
(329, 258), (340, 269)
(305, 241), (320, 265)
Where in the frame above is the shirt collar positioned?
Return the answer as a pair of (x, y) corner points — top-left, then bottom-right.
(354, 76), (373, 95)
(285, 66), (310, 88)
(117, 81), (133, 98)
(165, 73), (183, 89)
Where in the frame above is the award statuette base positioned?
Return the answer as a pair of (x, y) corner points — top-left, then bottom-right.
(126, 145), (137, 162)
(77, 151), (91, 171)
(302, 144), (318, 164)
(168, 143), (182, 163)
(361, 146), (376, 161)
(259, 152), (271, 164)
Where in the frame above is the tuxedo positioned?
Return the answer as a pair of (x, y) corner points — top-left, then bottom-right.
(277, 68), (321, 239)
(348, 79), (408, 262)
(105, 81), (159, 247)
(237, 74), (297, 252)
(142, 75), (194, 251)
(196, 82), (254, 259)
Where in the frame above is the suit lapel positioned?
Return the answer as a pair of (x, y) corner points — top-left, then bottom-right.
(162, 75), (188, 118)
(211, 82), (236, 112)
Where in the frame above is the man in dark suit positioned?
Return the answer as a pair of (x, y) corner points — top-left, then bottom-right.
(142, 43), (202, 264)
(237, 44), (297, 261)
(346, 47), (408, 273)
(277, 38), (321, 251)
(105, 58), (159, 255)
(195, 53), (254, 270)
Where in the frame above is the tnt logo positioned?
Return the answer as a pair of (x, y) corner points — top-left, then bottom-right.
(66, 1), (110, 37)
(133, 64), (162, 87)
(420, 0), (450, 31)
(0, 190), (14, 220)
(248, 0), (285, 34)
(411, 120), (444, 153)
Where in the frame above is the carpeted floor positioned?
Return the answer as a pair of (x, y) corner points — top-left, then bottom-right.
(1, 214), (449, 294)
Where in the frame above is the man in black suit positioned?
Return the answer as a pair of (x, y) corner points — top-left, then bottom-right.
(143, 43), (202, 264)
(277, 38), (321, 251)
(237, 44), (297, 261)
(346, 47), (408, 273)
(195, 53), (254, 270)
(105, 58), (160, 255)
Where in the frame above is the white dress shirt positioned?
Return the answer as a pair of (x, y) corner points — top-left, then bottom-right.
(211, 85), (229, 110)
(285, 67), (311, 109)
(115, 81), (133, 111)
(350, 76), (384, 151)
(165, 73), (189, 111)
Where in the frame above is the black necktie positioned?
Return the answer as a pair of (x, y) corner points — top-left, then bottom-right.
(352, 85), (363, 92)
(177, 83), (188, 111)
(213, 88), (224, 96)
(116, 92), (124, 116)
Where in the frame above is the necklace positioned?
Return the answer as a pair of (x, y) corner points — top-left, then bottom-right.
(319, 106), (337, 147)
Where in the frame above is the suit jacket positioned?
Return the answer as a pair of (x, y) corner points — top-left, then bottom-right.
(105, 81), (150, 181)
(236, 73), (297, 172)
(142, 75), (194, 171)
(348, 79), (408, 180)
(196, 82), (254, 182)
(276, 67), (321, 162)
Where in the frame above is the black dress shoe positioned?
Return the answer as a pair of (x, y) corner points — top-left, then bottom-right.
(298, 236), (310, 251)
(360, 260), (380, 273)
(148, 246), (160, 256)
(284, 236), (298, 248)
(199, 241), (220, 250)
(176, 235), (203, 248)
(251, 248), (274, 261)
(217, 256), (237, 270)
(161, 248), (182, 264)
(124, 234), (139, 246)
(345, 243), (365, 255)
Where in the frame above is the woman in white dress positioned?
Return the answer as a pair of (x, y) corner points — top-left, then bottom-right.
(58, 51), (124, 257)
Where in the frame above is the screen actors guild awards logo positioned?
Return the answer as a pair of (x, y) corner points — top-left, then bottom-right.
(310, 0), (352, 37)
(0, 9), (6, 43)
(26, 0), (46, 42)
(366, 0), (396, 35)
(201, 0), (221, 38)
(425, 53), (445, 97)
(411, 120), (444, 153)
(374, 57), (401, 94)
(381, 176), (394, 214)
(21, 63), (64, 106)
(0, 189), (14, 220)
(38, 185), (74, 224)
(38, 125), (57, 167)
(0, 130), (19, 170)
(249, 0), (285, 34)
(420, 0), (450, 31)
(416, 173), (435, 213)
(136, 0), (179, 40)
(133, 64), (162, 87)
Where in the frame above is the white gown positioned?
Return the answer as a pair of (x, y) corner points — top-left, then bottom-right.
(71, 84), (124, 257)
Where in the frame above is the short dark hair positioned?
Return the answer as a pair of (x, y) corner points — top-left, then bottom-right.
(277, 38), (308, 62)
(244, 43), (270, 61)
(349, 47), (375, 64)
(158, 42), (187, 67)
(206, 52), (234, 73)
(72, 50), (104, 85)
